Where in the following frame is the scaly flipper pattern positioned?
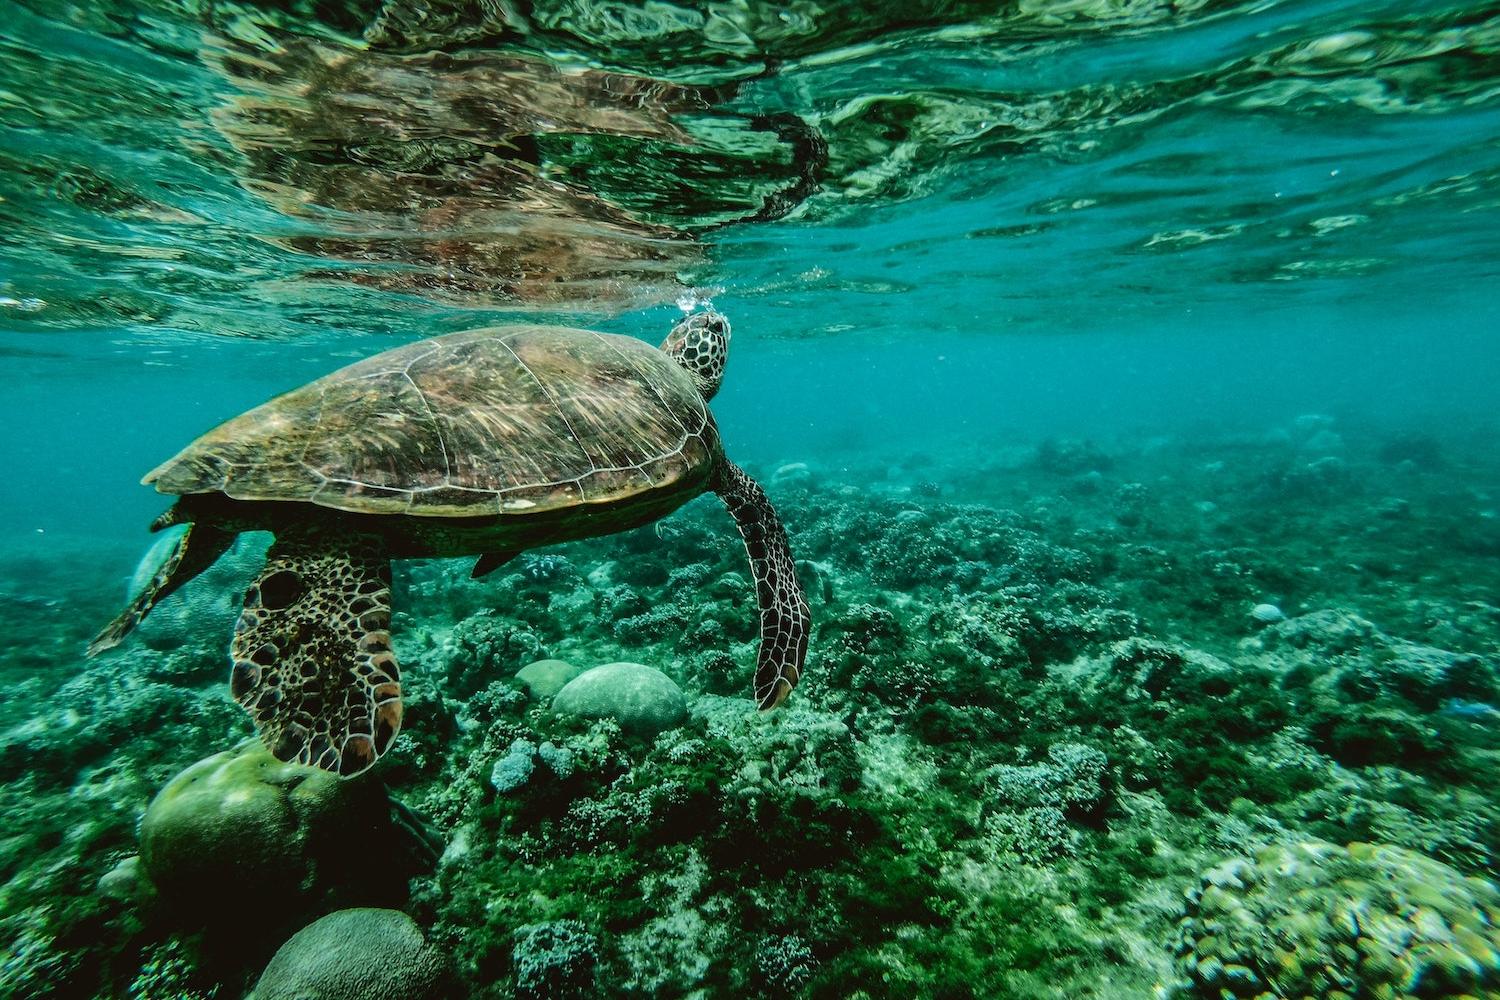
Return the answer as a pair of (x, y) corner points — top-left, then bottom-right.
(230, 528), (401, 777)
(713, 461), (810, 708)
(88, 522), (234, 657)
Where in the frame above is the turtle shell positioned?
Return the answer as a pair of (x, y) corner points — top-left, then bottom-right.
(146, 325), (720, 517)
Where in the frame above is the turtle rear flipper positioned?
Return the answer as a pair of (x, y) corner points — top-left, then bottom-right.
(713, 461), (810, 708)
(232, 528), (401, 777)
(88, 522), (234, 657)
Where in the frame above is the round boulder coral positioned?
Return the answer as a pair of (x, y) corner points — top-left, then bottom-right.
(552, 662), (688, 736)
(515, 658), (586, 701)
(1169, 839), (1500, 999)
(139, 744), (407, 927)
(249, 908), (448, 1000)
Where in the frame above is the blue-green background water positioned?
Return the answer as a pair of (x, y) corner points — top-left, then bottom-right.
(3, 0), (1500, 997)
(8, 303), (1500, 550)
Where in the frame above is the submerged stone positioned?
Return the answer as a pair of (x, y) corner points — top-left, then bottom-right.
(139, 743), (407, 928)
(249, 908), (448, 1000)
(515, 658), (586, 701)
(96, 855), (146, 902)
(552, 662), (688, 736)
(1250, 603), (1285, 625)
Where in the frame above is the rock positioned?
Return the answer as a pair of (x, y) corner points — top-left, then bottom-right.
(1356, 640), (1493, 709)
(1301, 429), (1345, 455)
(552, 663), (688, 736)
(1035, 438), (1113, 476)
(139, 744), (408, 928)
(1249, 603), (1285, 625)
(770, 462), (812, 486)
(97, 855), (147, 902)
(1292, 413), (1335, 434)
(1256, 610), (1497, 709)
(515, 659), (586, 702)
(586, 561), (616, 588)
(1375, 496), (1412, 519)
(250, 908), (448, 1000)
(1261, 608), (1378, 654)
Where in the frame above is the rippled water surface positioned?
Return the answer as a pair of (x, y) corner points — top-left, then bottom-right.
(6, 0), (1499, 340)
(2, 0), (1500, 997)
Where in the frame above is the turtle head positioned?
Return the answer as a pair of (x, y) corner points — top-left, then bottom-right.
(662, 310), (730, 401)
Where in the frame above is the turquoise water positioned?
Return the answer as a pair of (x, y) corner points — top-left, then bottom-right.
(3, 0), (1500, 997)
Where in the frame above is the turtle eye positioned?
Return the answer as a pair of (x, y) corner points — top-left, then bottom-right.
(708, 319), (725, 335)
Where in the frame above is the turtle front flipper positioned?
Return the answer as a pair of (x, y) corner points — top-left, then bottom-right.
(712, 461), (810, 709)
(231, 528), (401, 777)
(88, 522), (234, 657)
(471, 551), (519, 579)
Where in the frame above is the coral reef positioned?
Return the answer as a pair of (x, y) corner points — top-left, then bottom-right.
(3, 419), (1499, 998)
(511, 920), (598, 999)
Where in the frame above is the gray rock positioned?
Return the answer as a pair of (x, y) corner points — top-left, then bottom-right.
(1250, 603), (1285, 625)
(250, 908), (447, 1000)
(770, 462), (812, 486)
(1262, 609), (1378, 654)
(97, 855), (147, 902)
(552, 662), (688, 736)
(516, 659), (586, 701)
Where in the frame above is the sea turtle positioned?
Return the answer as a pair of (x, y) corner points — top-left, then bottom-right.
(89, 311), (810, 777)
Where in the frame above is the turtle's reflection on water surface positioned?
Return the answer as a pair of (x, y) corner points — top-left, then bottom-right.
(207, 31), (813, 310)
